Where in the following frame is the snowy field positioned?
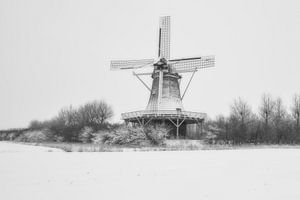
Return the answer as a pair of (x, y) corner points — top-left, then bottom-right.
(1, 142), (300, 200)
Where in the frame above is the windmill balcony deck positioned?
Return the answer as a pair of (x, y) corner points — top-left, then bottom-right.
(121, 110), (207, 123)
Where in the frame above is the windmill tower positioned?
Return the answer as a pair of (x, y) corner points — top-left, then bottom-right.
(111, 16), (215, 139)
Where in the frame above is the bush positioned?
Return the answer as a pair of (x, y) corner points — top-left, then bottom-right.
(101, 124), (170, 146)
(102, 125), (146, 145)
(144, 124), (170, 145)
(78, 126), (94, 143)
(15, 130), (52, 143)
(92, 130), (110, 144)
(7, 132), (19, 141)
(53, 135), (64, 142)
(0, 128), (29, 141)
(0, 132), (8, 140)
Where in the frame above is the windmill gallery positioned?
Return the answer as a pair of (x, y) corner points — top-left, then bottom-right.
(111, 16), (215, 139)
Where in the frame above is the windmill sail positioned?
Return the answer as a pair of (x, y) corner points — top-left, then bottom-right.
(169, 56), (215, 72)
(110, 59), (154, 70)
(158, 16), (170, 60)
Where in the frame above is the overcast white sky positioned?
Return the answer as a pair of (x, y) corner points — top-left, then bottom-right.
(0, 0), (299, 129)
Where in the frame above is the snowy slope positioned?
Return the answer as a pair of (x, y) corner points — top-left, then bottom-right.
(0, 142), (300, 200)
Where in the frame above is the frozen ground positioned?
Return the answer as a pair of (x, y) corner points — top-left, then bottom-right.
(1, 142), (300, 200)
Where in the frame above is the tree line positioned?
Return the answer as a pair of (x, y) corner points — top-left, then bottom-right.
(0, 99), (169, 145)
(209, 94), (300, 144)
(24, 100), (114, 142)
(1, 94), (300, 145)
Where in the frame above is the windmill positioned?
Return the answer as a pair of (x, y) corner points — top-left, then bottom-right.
(110, 16), (215, 139)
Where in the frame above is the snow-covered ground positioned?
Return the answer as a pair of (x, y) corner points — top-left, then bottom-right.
(1, 142), (300, 200)
(0, 142), (63, 153)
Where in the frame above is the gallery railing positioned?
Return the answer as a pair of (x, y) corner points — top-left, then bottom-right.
(121, 110), (207, 120)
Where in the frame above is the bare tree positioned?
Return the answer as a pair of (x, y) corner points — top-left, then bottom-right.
(230, 98), (253, 143)
(230, 97), (252, 124)
(273, 98), (286, 122)
(214, 115), (230, 142)
(78, 100), (113, 129)
(273, 97), (287, 143)
(291, 94), (300, 134)
(210, 95), (300, 144)
(259, 93), (275, 127)
(29, 120), (44, 130)
(50, 106), (80, 141)
(56, 106), (80, 127)
(259, 94), (276, 142)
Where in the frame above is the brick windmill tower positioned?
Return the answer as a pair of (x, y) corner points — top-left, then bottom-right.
(111, 16), (215, 139)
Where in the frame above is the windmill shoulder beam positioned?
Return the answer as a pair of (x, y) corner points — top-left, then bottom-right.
(133, 72), (153, 76)
(181, 68), (197, 100)
(133, 72), (152, 92)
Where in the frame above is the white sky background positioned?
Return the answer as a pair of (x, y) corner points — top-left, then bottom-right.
(0, 0), (299, 129)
